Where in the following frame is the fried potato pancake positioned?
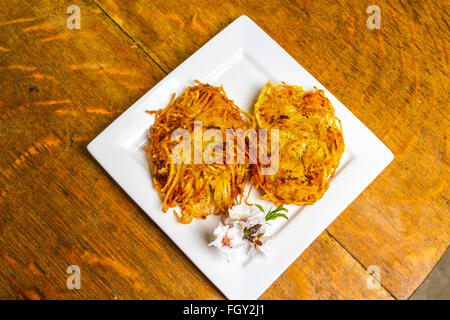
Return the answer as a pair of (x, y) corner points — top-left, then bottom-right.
(146, 81), (253, 224)
(252, 82), (345, 205)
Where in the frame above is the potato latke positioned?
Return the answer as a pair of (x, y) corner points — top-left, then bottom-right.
(252, 82), (345, 205)
(146, 81), (253, 224)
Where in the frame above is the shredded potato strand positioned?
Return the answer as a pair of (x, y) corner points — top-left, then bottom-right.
(146, 81), (254, 224)
(252, 82), (345, 205)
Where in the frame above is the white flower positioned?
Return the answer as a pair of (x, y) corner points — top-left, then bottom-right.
(226, 204), (266, 228)
(209, 204), (278, 260)
(209, 222), (246, 262)
(246, 234), (272, 257)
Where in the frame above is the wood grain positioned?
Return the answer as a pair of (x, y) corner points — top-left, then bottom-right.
(94, 0), (449, 299)
(261, 231), (393, 299)
(0, 0), (447, 299)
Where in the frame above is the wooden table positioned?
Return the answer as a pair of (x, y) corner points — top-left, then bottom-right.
(0, 0), (448, 300)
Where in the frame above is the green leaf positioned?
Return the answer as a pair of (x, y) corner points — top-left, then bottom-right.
(265, 212), (288, 221)
(254, 203), (289, 222)
(270, 204), (288, 214)
(254, 204), (265, 213)
(264, 204), (288, 221)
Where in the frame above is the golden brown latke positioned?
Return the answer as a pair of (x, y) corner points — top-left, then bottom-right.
(146, 81), (254, 224)
(252, 81), (345, 205)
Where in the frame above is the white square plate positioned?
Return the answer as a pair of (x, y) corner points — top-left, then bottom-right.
(88, 16), (393, 300)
